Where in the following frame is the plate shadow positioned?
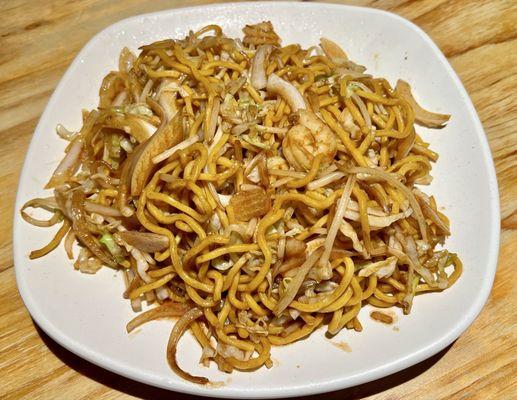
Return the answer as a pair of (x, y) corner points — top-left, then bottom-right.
(35, 322), (452, 399)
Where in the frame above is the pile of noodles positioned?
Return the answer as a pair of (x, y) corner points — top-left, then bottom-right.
(22, 22), (462, 383)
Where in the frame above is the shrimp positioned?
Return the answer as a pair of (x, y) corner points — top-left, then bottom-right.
(282, 110), (337, 171)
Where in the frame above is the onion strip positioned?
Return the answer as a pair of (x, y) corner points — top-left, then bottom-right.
(45, 138), (84, 189)
(70, 190), (118, 268)
(266, 73), (306, 112)
(319, 175), (355, 270)
(21, 198), (63, 227)
(251, 45), (273, 90)
(29, 219), (71, 259)
(274, 249), (323, 315)
(166, 308), (208, 384)
(348, 166), (428, 242)
(126, 301), (191, 333)
(395, 80), (450, 128)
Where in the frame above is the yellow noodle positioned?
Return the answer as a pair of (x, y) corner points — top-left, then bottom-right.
(23, 23), (462, 384)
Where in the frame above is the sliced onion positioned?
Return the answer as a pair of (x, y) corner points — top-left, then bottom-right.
(131, 117), (157, 140)
(266, 73), (306, 112)
(320, 37), (348, 64)
(166, 307), (208, 384)
(56, 124), (76, 141)
(395, 80), (450, 128)
(112, 90), (127, 106)
(152, 135), (199, 164)
(208, 126), (225, 155)
(29, 219), (71, 259)
(141, 79), (156, 104)
(273, 256), (305, 277)
(349, 166), (428, 242)
(251, 45), (273, 90)
(315, 281), (339, 293)
(339, 219), (365, 255)
(225, 223), (247, 239)
(274, 249), (322, 315)
(200, 346), (217, 367)
(119, 47), (136, 73)
(358, 256), (397, 279)
(64, 228), (75, 259)
(414, 189), (451, 235)
(45, 138), (83, 189)
(116, 149), (137, 217)
(226, 76), (247, 96)
(104, 114), (156, 143)
(319, 175), (355, 270)
(126, 301), (191, 333)
(70, 190), (118, 268)
(344, 206), (412, 229)
(84, 201), (122, 217)
(74, 247), (102, 274)
(216, 191), (231, 208)
(231, 121), (257, 136)
(130, 100), (183, 195)
(307, 171), (345, 190)
(21, 197), (62, 227)
(131, 248), (152, 283)
(217, 342), (247, 361)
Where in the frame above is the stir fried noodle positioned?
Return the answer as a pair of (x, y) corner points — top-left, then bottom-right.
(22, 22), (462, 382)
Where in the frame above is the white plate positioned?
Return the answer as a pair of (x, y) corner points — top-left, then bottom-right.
(14, 2), (500, 398)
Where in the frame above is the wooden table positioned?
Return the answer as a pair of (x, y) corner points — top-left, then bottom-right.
(1, 1), (515, 398)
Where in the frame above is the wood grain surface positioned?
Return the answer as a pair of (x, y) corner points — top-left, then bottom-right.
(1, 1), (516, 399)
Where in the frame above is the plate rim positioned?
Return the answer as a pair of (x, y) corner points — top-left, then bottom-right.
(13, 2), (501, 398)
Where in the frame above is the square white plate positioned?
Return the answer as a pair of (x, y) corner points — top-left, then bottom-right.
(14, 2), (500, 398)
